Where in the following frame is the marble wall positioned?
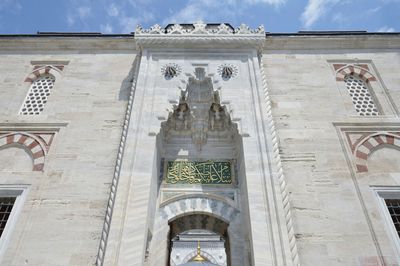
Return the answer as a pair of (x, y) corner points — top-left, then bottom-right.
(263, 44), (400, 265)
(0, 33), (399, 266)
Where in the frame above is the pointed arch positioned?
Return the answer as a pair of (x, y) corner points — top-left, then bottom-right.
(20, 68), (59, 115)
(24, 65), (63, 83)
(0, 132), (47, 171)
(334, 64), (376, 83)
(354, 133), (400, 172)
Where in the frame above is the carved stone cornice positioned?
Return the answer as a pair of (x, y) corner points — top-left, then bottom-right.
(135, 22), (265, 48)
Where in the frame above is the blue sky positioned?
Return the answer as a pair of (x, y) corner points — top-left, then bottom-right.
(0, 0), (399, 34)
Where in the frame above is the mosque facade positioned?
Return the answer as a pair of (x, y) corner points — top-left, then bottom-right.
(0, 22), (399, 265)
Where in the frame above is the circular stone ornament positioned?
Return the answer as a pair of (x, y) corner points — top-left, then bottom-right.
(217, 64), (238, 79)
(161, 63), (182, 79)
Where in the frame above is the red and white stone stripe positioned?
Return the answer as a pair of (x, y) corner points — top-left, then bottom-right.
(354, 134), (399, 172)
(335, 64), (376, 82)
(0, 133), (46, 171)
(24, 65), (63, 83)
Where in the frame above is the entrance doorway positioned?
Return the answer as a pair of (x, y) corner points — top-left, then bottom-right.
(168, 214), (230, 266)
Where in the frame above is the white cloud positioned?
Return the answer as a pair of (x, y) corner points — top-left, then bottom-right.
(66, 4), (92, 29)
(0, 0), (22, 13)
(163, 0), (287, 25)
(119, 17), (138, 33)
(140, 10), (156, 23)
(63, 0), (284, 33)
(100, 23), (113, 33)
(366, 6), (381, 15)
(13, 2), (22, 12)
(67, 14), (75, 26)
(301, 0), (340, 29)
(165, 2), (207, 24)
(245, 0), (286, 5)
(116, 7), (154, 33)
(127, 0), (154, 8)
(100, 1), (155, 33)
(107, 3), (119, 17)
(164, 1), (228, 25)
(331, 12), (345, 23)
(0, 0), (13, 10)
(78, 6), (91, 20)
(377, 26), (395, 32)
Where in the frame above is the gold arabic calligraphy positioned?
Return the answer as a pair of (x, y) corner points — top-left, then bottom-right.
(166, 161), (232, 184)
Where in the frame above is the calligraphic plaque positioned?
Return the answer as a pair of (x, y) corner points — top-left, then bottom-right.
(166, 161), (232, 184)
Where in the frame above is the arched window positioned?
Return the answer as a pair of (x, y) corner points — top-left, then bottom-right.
(19, 75), (55, 115)
(344, 75), (379, 116)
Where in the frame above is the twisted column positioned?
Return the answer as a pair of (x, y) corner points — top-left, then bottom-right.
(96, 59), (140, 266)
(259, 55), (300, 265)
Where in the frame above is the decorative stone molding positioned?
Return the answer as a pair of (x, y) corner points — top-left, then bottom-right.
(259, 56), (300, 265)
(343, 129), (400, 172)
(0, 128), (59, 171)
(161, 63), (181, 79)
(136, 22), (264, 36)
(159, 196), (239, 224)
(161, 188), (237, 206)
(135, 22), (265, 48)
(333, 63), (376, 82)
(217, 64), (238, 79)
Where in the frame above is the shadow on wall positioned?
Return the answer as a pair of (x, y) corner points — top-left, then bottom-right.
(118, 56), (140, 101)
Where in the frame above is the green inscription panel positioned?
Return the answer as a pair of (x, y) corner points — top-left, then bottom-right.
(166, 161), (232, 184)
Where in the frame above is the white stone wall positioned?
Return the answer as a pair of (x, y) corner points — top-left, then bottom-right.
(0, 46), (137, 265)
(0, 33), (398, 266)
(262, 45), (400, 265)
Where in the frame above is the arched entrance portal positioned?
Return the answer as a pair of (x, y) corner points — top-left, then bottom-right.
(147, 196), (248, 266)
(169, 214), (229, 266)
(146, 67), (252, 266)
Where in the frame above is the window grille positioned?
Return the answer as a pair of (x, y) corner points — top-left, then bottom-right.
(0, 197), (16, 238)
(385, 199), (400, 238)
(20, 75), (55, 115)
(344, 75), (379, 116)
